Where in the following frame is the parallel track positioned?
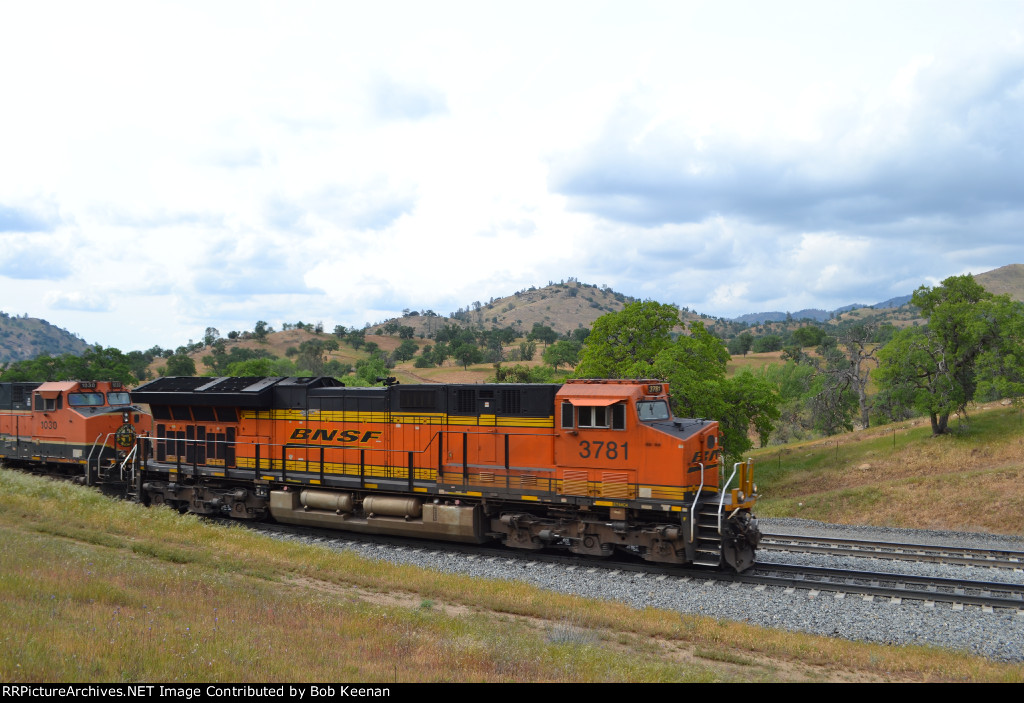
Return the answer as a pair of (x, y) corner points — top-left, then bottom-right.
(744, 561), (1024, 611)
(760, 532), (1024, 570)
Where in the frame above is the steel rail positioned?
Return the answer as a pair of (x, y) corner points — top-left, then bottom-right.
(760, 532), (1024, 569)
(746, 561), (1024, 610)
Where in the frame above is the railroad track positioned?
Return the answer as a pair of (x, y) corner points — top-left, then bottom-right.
(743, 561), (1024, 611)
(760, 532), (1024, 569)
(249, 521), (1024, 613)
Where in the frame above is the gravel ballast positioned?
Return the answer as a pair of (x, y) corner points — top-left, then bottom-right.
(278, 518), (1024, 662)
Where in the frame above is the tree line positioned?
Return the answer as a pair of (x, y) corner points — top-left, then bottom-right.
(4, 275), (1020, 458)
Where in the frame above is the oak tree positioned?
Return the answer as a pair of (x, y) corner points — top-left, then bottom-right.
(876, 275), (1022, 435)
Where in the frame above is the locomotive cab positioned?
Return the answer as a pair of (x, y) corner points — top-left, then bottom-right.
(0, 380), (152, 488)
(553, 379), (760, 570)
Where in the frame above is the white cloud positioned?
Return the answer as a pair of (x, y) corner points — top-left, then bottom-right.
(45, 291), (112, 313)
(2, 2), (1024, 349)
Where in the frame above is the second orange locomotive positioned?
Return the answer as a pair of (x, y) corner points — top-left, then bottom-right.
(131, 376), (761, 570)
(0, 379), (149, 487)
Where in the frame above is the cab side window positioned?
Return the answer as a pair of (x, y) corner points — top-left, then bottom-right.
(611, 403), (625, 430)
(578, 406), (608, 428)
(34, 394), (59, 411)
(561, 401), (574, 429)
(566, 402), (627, 429)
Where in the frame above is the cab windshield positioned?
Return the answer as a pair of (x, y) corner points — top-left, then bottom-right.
(107, 392), (131, 405)
(637, 400), (670, 421)
(68, 392), (105, 406)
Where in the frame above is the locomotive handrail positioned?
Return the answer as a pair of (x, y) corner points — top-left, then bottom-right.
(148, 431), (562, 495)
(145, 434), (447, 486)
(139, 429), (648, 502)
(717, 462), (745, 534)
(119, 442), (139, 484)
(436, 428), (557, 488)
(689, 463), (705, 543)
(93, 432), (120, 484)
(85, 433), (104, 486)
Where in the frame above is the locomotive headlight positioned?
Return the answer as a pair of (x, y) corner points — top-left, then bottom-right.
(123, 411), (130, 423)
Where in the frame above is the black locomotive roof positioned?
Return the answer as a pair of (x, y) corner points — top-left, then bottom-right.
(130, 377), (560, 417)
(132, 376), (343, 408)
(308, 383), (559, 417)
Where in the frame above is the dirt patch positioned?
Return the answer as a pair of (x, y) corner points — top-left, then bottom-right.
(286, 575), (916, 682)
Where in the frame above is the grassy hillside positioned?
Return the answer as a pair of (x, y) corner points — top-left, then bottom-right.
(751, 401), (1024, 535)
(0, 312), (90, 363)
(975, 263), (1024, 301)
(369, 281), (636, 338)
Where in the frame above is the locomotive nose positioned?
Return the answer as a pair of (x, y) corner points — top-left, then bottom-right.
(115, 420), (138, 450)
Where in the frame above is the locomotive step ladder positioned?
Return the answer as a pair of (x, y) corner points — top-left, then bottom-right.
(692, 507), (723, 566)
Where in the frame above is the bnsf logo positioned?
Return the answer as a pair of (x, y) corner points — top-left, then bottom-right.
(289, 429), (382, 444)
(687, 449), (722, 472)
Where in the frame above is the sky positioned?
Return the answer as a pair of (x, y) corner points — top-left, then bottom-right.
(2, 1), (1023, 351)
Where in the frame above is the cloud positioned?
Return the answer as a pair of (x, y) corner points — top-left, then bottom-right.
(0, 203), (59, 233)
(548, 51), (1024, 233)
(0, 236), (71, 279)
(210, 146), (264, 170)
(191, 236), (319, 296)
(44, 290), (112, 312)
(266, 182), (416, 232)
(307, 184), (416, 231)
(263, 198), (308, 231)
(100, 209), (224, 229)
(369, 76), (448, 121)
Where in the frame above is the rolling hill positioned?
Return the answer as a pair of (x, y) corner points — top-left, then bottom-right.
(0, 312), (90, 363)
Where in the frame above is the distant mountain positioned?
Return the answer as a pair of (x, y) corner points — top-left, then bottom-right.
(872, 294), (913, 309)
(732, 302), (916, 325)
(727, 265), (1024, 326)
(733, 309), (838, 324)
(0, 312), (90, 363)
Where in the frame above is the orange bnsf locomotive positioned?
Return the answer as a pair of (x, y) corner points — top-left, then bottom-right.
(0, 380), (151, 488)
(130, 376), (761, 570)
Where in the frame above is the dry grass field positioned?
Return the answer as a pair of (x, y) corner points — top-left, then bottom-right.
(752, 402), (1024, 533)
